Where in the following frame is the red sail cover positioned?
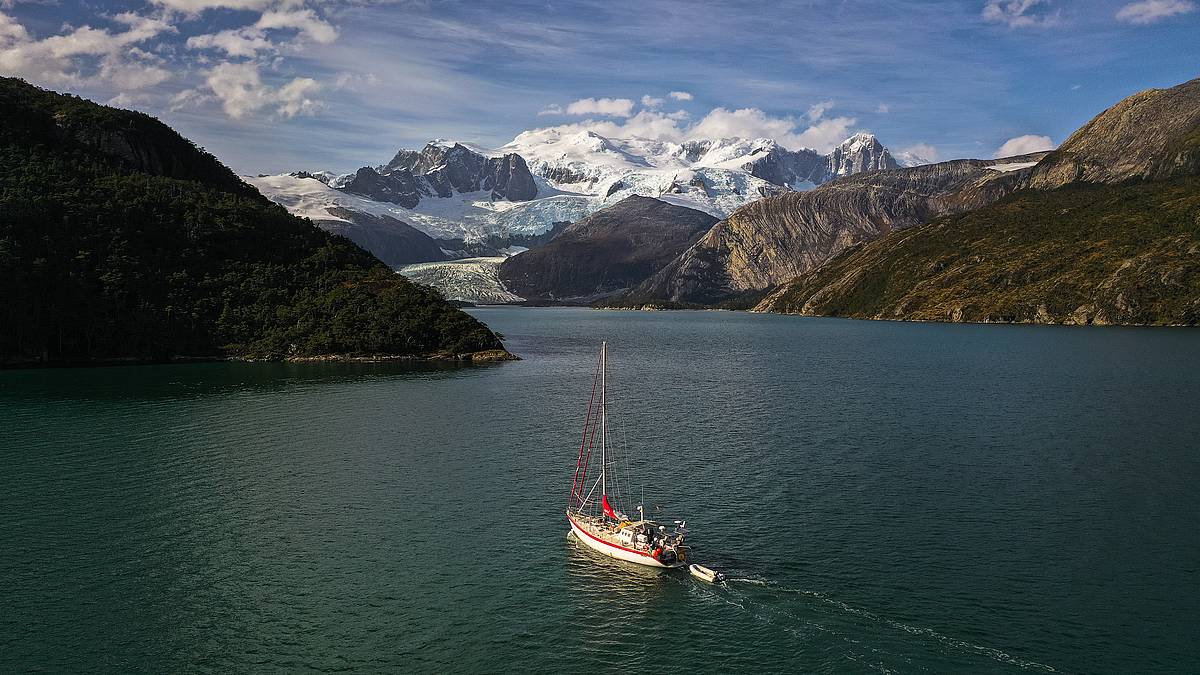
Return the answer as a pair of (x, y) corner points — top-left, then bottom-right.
(602, 495), (617, 519)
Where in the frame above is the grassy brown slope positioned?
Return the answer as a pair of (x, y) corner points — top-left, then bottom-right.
(757, 178), (1200, 325)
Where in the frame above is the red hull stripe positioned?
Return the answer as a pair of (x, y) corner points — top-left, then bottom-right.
(567, 513), (655, 559)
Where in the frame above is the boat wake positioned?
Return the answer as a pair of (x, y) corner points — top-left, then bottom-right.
(679, 575), (1058, 672)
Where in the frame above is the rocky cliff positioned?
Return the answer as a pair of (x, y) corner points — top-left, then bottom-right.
(345, 141), (537, 207)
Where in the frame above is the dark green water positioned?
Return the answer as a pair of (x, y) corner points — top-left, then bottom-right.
(3, 308), (1199, 672)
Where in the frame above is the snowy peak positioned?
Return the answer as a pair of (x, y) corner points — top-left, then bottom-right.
(501, 128), (899, 193)
(825, 133), (898, 178)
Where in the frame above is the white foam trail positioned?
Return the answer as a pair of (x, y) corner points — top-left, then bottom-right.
(758, 583), (1058, 672)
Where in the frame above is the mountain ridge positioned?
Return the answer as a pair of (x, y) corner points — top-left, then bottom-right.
(615, 152), (1050, 307)
(248, 129), (902, 267)
(756, 76), (1200, 325)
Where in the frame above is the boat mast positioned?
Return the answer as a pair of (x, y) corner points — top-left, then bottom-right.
(600, 341), (607, 503)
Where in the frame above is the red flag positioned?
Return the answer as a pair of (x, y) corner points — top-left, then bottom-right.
(602, 494), (617, 519)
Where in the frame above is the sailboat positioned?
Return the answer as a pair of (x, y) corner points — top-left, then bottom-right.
(566, 342), (688, 568)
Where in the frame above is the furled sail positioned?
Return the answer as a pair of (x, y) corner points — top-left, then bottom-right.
(602, 494), (627, 520)
(602, 494), (617, 519)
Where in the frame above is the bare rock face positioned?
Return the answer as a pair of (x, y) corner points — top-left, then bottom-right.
(377, 142), (537, 202)
(342, 166), (424, 208)
(483, 153), (537, 201)
(1029, 77), (1200, 189)
(498, 195), (718, 303)
(745, 146), (826, 187)
(623, 154), (1046, 306)
(741, 133), (899, 188)
(50, 110), (256, 198)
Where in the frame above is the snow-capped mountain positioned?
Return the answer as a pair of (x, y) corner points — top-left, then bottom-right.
(247, 130), (899, 262)
(500, 129), (897, 193)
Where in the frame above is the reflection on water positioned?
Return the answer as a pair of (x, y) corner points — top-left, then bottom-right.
(0, 359), (499, 403)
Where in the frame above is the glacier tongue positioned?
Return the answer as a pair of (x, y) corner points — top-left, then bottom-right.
(399, 257), (524, 305)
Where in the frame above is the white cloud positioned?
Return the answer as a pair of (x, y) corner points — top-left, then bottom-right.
(537, 103), (563, 116)
(528, 104), (859, 153)
(107, 91), (155, 108)
(690, 107), (797, 142)
(522, 110), (686, 142)
(896, 143), (940, 165)
(1115, 0), (1196, 23)
(0, 10), (175, 89)
(640, 94), (664, 108)
(807, 99), (834, 121)
(187, 28), (272, 57)
(149, 0), (273, 13)
(563, 97), (635, 117)
(875, 103), (891, 113)
(995, 134), (1055, 157)
(256, 8), (337, 44)
(186, 6), (337, 57)
(168, 87), (214, 111)
(788, 116), (858, 152)
(982, 0), (1061, 28)
(668, 90), (692, 101)
(205, 61), (322, 120)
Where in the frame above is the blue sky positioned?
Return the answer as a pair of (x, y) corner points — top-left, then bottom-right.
(1, 0), (1197, 173)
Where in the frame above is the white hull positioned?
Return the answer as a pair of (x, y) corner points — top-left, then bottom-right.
(567, 513), (680, 568)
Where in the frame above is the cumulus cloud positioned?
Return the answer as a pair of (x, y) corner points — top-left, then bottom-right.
(996, 134), (1055, 157)
(640, 94), (664, 108)
(0, 10), (174, 89)
(982, 0), (1061, 28)
(205, 61), (322, 119)
(1115, 0), (1196, 23)
(807, 99), (834, 121)
(668, 90), (692, 101)
(256, 8), (337, 43)
(149, 0), (274, 13)
(789, 116), (858, 151)
(187, 28), (272, 57)
(518, 110), (680, 142)
(896, 143), (940, 165)
(563, 97), (635, 117)
(186, 6), (337, 57)
(523, 100), (860, 153)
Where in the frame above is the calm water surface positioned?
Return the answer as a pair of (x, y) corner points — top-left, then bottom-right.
(2, 308), (1199, 672)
